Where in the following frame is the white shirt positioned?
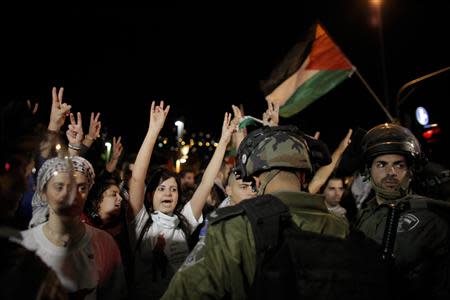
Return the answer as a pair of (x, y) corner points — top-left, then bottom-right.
(20, 223), (127, 300)
(129, 201), (202, 299)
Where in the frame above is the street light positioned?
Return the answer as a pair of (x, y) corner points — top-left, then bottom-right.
(175, 120), (184, 138)
(105, 142), (112, 162)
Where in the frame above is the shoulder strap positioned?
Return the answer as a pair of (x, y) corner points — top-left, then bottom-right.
(239, 194), (291, 254)
(135, 216), (152, 254)
(241, 195), (292, 300)
(405, 196), (450, 220)
(127, 215), (152, 287)
(208, 205), (245, 225)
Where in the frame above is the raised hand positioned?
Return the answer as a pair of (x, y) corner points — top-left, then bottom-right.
(128, 101), (170, 219)
(149, 101), (170, 134)
(66, 112), (84, 145)
(262, 101), (279, 127)
(231, 104), (244, 129)
(26, 99), (39, 115)
(48, 87), (72, 132)
(111, 136), (123, 161)
(219, 112), (235, 145)
(337, 128), (352, 152)
(87, 112), (101, 141)
(106, 136), (124, 173)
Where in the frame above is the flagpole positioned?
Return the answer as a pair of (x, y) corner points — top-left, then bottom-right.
(320, 23), (394, 123)
(354, 69), (395, 123)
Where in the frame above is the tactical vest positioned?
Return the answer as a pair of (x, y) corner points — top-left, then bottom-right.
(211, 194), (393, 300)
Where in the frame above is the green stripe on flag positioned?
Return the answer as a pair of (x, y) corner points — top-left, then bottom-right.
(279, 69), (352, 118)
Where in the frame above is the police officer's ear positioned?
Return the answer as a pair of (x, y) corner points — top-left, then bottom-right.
(225, 185), (232, 197)
(252, 176), (261, 193)
(298, 172), (306, 186)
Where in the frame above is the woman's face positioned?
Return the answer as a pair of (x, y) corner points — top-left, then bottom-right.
(152, 177), (179, 215)
(44, 171), (89, 217)
(98, 185), (123, 220)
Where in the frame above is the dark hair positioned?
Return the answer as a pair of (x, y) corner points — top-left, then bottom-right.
(319, 174), (345, 194)
(85, 176), (121, 226)
(179, 169), (195, 178)
(145, 168), (192, 240)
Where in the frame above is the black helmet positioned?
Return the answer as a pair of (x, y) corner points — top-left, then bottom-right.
(361, 123), (422, 167)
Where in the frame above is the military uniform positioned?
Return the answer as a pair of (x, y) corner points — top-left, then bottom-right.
(161, 190), (349, 299)
(356, 194), (450, 298)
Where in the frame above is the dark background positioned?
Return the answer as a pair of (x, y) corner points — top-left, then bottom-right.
(2, 2), (450, 168)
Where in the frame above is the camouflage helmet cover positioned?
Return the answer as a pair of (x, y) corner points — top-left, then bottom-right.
(234, 125), (313, 179)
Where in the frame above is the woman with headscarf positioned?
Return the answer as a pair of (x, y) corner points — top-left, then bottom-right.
(19, 156), (127, 299)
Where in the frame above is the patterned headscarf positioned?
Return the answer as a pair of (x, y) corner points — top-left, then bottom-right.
(35, 156), (95, 193)
(29, 156), (95, 227)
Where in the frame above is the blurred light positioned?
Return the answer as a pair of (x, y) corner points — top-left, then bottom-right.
(181, 145), (190, 155)
(175, 121), (184, 138)
(176, 159), (181, 173)
(369, 0), (382, 7)
(180, 158), (187, 164)
(368, 0), (382, 27)
(32, 167), (36, 174)
(415, 106), (429, 126)
(181, 141), (185, 145)
(422, 127), (441, 141)
(205, 142), (210, 147)
(163, 139), (168, 144)
(158, 143), (163, 148)
(105, 142), (112, 162)
(55, 144), (62, 151)
(214, 143), (218, 147)
(198, 141), (203, 146)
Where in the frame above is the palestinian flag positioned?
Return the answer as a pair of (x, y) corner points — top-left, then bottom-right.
(262, 23), (355, 118)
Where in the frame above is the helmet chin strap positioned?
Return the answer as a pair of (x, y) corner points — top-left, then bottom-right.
(371, 171), (412, 203)
(257, 169), (281, 196)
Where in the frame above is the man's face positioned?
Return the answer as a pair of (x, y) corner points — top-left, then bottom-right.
(323, 178), (344, 208)
(226, 174), (257, 205)
(370, 154), (409, 191)
(181, 172), (195, 189)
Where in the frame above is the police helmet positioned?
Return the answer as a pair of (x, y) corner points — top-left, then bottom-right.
(361, 123), (422, 167)
(234, 125), (331, 180)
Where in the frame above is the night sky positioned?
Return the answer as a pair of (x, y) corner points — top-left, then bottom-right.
(2, 2), (450, 167)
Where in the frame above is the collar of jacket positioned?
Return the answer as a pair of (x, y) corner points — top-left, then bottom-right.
(271, 190), (329, 213)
